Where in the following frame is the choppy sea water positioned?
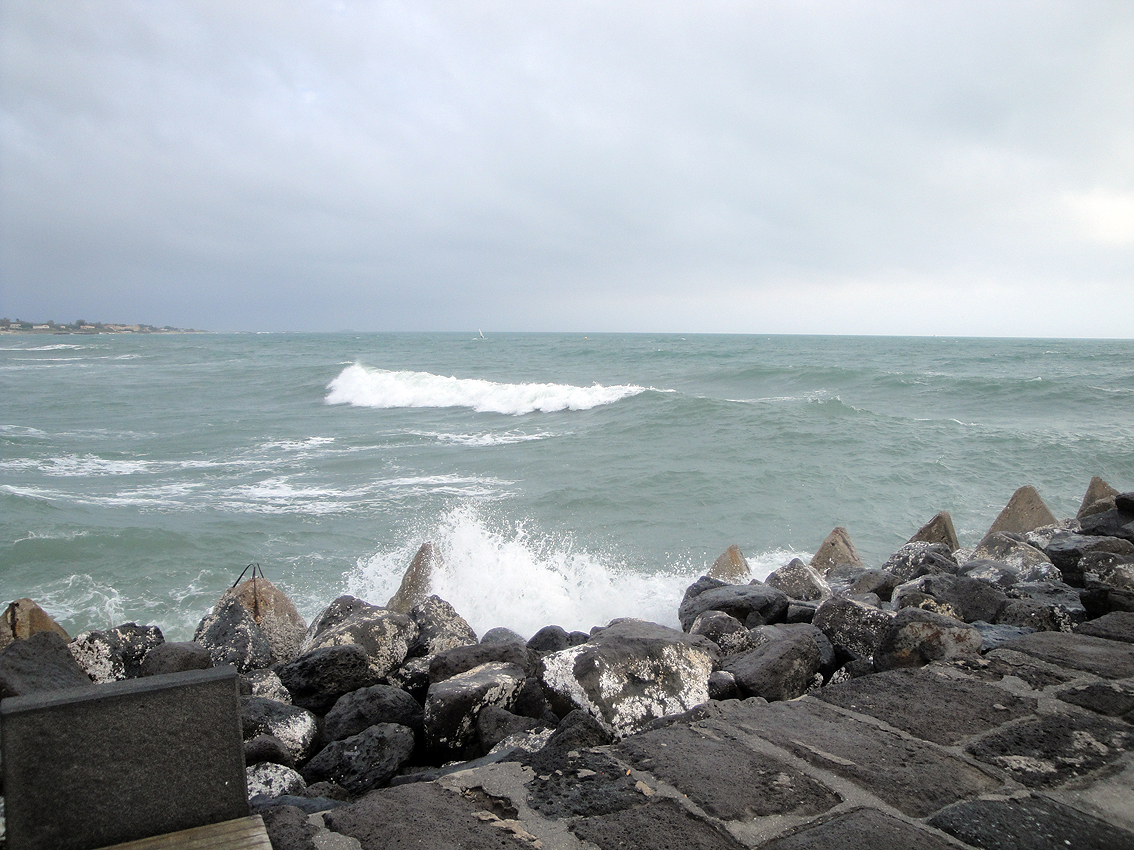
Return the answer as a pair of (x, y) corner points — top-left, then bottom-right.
(2, 332), (1131, 641)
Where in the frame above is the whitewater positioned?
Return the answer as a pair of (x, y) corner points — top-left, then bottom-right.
(1, 332), (1132, 641)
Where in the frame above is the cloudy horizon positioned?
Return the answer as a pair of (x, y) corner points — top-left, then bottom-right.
(2, 1), (1132, 337)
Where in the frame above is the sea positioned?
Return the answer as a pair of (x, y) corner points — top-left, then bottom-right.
(2, 332), (1132, 643)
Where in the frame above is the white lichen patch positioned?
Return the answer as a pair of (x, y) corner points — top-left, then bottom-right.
(67, 632), (126, 683)
(246, 762), (306, 798)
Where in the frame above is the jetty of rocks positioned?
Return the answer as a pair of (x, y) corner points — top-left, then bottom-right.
(2, 478), (1134, 849)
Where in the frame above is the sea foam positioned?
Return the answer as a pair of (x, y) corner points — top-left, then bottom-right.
(325, 363), (647, 415)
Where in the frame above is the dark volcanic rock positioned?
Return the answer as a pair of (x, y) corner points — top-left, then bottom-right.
(816, 667), (1037, 745)
(996, 580), (1086, 632)
(689, 610), (758, 655)
(301, 723), (415, 795)
(811, 595), (893, 660)
(66, 630), (126, 683)
(966, 712), (1134, 788)
(873, 608), (983, 671)
(1043, 532), (1134, 586)
(480, 627), (525, 645)
(260, 804), (320, 850)
(106, 622), (165, 677)
(408, 594), (477, 658)
(678, 581), (788, 631)
(1079, 507), (1134, 544)
(277, 643), (381, 714)
(139, 641), (212, 676)
(615, 724), (840, 820)
(882, 542), (958, 582)
(423, 661), (527, 758)
(241, 697), (320, 764)
(999, 631), (1134, 679)
(0, 630), (95, 698)
(572, 797), (747, 850)
(720, 631), (821, 701)
(475, 704), (546, 753)
(193, 594), (272, 673)
(522, 747), (645, 818)
(1057, 681), (1134, 718)
(244, 733), (297, 768)
(847, 570), (901, 602)
(1075, 610), (1134, 644)
(301, 602), (417, 681)
(930, 795), (1134, 850)
(323, 684), (425, 741)
(763, 808), (961, 850)
(764, 559), (831, 601)
(428, 641), (535, 683)
(526, 624), (571, 653)
(538, 619), (717, 737)
(539, 708), (614, 752)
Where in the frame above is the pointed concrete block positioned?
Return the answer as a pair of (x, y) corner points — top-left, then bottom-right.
(810, 527), (863, 575)
(907, 511), (959, 551)
(1078, 476), (1119, 519)
(708, 545), (751, 582)
(986, 486), (1057, 537)
(387, 542), (439, 613)
(0, 598), (70, 653)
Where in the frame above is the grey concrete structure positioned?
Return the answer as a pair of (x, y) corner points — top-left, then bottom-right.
(1, 667), (248, 850)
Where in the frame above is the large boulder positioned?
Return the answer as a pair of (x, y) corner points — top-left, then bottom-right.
(882, 542), (958, 582)
(893, 574), (1008, 624)
(688, 610), (757, 655)
(302, 723), (416, 795)
(677, 579), (788, 631)
(873, 608), (983, 671)
(765, 559), (831, 601)
(277, 644), (382, 714)
(0, 599), (69, 652)
(428, 641), (535, 683)
(246, 762), (307, 799)
(995, 581), (1087, 632)
(0, 631), (95, 699)
(139, 641), (213, 677)
(907, 511), (960, 551)
(973, 532), (1056, 575)
(707, 545), (751, 582)
(810, 527), (864, 575)
(537, 619), (717, 738)
(301, 600), (418, 680)
(720, 630), (822, 701)
(1078, 505), (1134, 545)
(1042, 533), (1134, 587)
(224, 577), (307, 665)
(107, 623), (165, 677)
(323, 684), (425, 742)
(193, 595), (273, 674)
(812, 595), (894, 661)
(240, 697), (320, 764)
(407, 595), (477, 658)
(67, 630), (127, 683)
(985, 485), (1057, 536)
(423, 661), (527, 758)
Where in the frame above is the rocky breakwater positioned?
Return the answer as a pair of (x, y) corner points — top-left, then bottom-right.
(2, 479), (1134, 849)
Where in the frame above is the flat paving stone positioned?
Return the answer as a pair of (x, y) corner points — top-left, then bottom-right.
(928, 794), (1134, 850)
(719, 698), (1000, 817)
(998, 631), (1134, 679)
(571, 797), (746, 850)
(1056, 681), (1134, 718)
(966, 712), (1134, 788)
(815, 668), (1037, 745)
(321, 782), (519, 850)
(614, 724), (841, 821)
(1075, 611), (1134, 644)
(759, 807), (960, 850)
(520, 747), (646, 819)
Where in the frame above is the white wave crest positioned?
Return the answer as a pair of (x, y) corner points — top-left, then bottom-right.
(325, 363), (647, 415)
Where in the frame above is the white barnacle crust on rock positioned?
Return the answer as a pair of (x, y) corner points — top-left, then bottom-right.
(538, 619), (716, 738)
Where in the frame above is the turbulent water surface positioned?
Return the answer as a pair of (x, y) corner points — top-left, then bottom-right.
(2, 332), (1131, 640)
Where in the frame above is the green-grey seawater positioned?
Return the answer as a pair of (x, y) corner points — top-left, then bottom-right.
(2, 332), (1131, 640)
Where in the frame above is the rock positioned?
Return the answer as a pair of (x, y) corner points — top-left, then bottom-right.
(67, 630), (127, 683)
(193, 594), (273, 673)
(480, 627), (525, 645)
(881, 542), (958, 582)
(277, 644), (382, 714)
(244, 733), (297, 768)
(812, 595), (894, 661)
(423, 661), (527, 758)
(241, 697), (320, 764)
(107, 623), (164, 677)
(301, 602), (417, 681)
(847, 569), (901, 602)
(428, 641), (535, 683)
(1043, 532), (1134, 586)
(247, 762), (307, 799)
(931, 794), (1134, 850)
(721, 631), (822, 701)
(526, 625), (571, 653)
(765, 559), (831, 601)
(689, 610), (758, 655)
(973, 531), (1057, 572)
(969, 621), (1035, 651)
(302, 723), (416, 795)
(538, 619), (717, 738)
(873, 608), (983, 671)
(1075, 611), (1134, 644)
(385, 656), (431, 702)
(1089, 554), (1134, 592)
(996, 580), (1087, 632)
(1079, 508), (1134, 545)
(407, 595), (477, 658)
(0, 630), (95, 698)
(960, 556), (1061, 587)
(323, 684), (425, 742)
(786, 602), (818, 623)
(475, 705), (546, 753)
(986, 485), (1058, 536)
(259, 805), (321, 850)
(907, 510), (960, 551)
(0, 599), (69, 652)
(677, 581), (788, 631)
(1057, 681), (1134, 717)
(386, 542), (439, 613)
(1079, 476), (1120, 518)
(708, 670), (739, 700)
(224, 577), (307, 665)
(810, 527), (863, 575)
(893, 574), (1007, 624)
(707, 545), (751, 582)
(138, 641), (212, 676)
(541, 708), (615, 752)
(302, 595), (373, 645)
(245, 668), (292, 703)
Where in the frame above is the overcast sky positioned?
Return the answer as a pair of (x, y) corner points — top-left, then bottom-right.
(2, 1), (1132, 336)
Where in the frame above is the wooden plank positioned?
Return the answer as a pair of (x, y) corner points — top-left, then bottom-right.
(94, 816), (271, 850)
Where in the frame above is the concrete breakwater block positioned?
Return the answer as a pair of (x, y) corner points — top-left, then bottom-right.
(1, 666), (248, 850)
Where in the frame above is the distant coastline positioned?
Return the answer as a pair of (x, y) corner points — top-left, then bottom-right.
(0, 318), (205, 334)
